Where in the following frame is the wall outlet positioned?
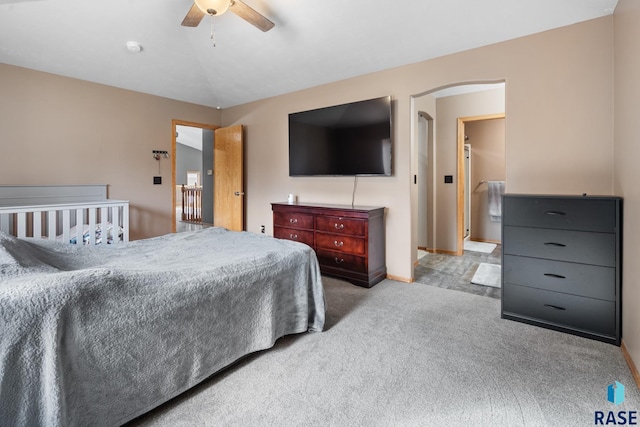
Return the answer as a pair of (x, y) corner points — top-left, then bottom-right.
(260, 225), (266, 234)
(153, 176), (162, 185)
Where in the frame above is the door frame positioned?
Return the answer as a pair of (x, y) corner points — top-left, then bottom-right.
(172, 119), (219, 233)
(456, 113), (505, 255)
(464, 143), (471, 240)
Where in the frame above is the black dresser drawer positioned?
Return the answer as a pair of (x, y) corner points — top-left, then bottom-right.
(503, 226), (616, 267)
(503, 196), (617, 232)
(502, 284), (616, 337)
(503, 255), (615, 301)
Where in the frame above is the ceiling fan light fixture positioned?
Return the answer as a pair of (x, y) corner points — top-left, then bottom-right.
(194, 0), (230, 16)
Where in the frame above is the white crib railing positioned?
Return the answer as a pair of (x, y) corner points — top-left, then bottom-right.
(0, 200), (129, 244)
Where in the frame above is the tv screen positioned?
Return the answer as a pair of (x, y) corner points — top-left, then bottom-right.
(289, 96), (392, 176)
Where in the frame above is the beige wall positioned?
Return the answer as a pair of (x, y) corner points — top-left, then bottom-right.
(223, 17), (614, 282)
(432, 88), (505, 252)
(0, 63), (220, 240)
(614, 0), (640, 381)
(0, 17), (614, 281)
(467, 118), (506, 243)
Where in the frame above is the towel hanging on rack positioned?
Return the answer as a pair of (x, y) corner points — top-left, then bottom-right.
(488, 181), (505, 222)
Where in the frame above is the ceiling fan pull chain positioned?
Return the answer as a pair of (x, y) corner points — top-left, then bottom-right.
(210, 15), (216, 47)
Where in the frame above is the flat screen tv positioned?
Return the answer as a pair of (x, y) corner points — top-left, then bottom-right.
(289, 96), (392, 176)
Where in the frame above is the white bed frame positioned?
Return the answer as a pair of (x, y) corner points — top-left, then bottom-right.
(0, 185), (129, 244)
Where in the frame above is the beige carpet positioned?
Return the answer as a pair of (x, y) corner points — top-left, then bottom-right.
(129, 277), (639, 427)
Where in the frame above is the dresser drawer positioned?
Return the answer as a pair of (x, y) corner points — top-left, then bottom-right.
(273, 212), (314, 230)
(316, 232), (365, 255)
(316, 250), (367, 273)
(503, 196), (617, 232)
(503, 255), (615, 301)
(503, 284), (615, 337)
(316, 216), (366, 236)
(273, 226), (314, 247)
(503, 226), (616, 267)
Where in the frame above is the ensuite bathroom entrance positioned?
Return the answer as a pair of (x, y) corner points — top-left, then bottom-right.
(412, 82), (505, 297)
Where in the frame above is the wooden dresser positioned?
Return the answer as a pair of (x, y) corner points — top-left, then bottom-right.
(272, 202), (386, 287)
(501, 194), (622, 345)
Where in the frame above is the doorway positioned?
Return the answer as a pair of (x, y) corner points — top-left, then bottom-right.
(464, 143), (471, 240)
(412, 82), (505, 268)
(172, 120), (245, 233)
(173, 120), (216, 232)
(457, 114), (506, 255)
(417, 111), (434, 254)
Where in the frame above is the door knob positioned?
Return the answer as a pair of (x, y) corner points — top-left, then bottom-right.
(234, 191), (245, 196)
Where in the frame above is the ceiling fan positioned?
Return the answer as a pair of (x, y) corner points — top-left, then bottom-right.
(182, 0), (274, 32)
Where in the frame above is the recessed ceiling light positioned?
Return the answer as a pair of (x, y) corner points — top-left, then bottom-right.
(126, 41), (142, 53)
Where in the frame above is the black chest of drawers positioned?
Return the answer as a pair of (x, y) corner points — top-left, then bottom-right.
(501, 194), (622, 345)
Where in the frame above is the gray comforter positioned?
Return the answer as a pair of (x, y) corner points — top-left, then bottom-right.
(0, 227), (325, 426)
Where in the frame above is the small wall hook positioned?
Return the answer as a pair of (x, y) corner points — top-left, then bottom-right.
(152, 150), (169, 160)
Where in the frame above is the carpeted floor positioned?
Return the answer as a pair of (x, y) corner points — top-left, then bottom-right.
(129, 276), (639, 427)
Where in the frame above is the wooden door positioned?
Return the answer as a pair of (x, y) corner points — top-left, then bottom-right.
(214, 125), (244, 231)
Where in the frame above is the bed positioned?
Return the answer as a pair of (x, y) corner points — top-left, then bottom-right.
(0, 187), (325, 427)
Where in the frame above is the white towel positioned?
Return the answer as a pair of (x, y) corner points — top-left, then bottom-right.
(488, 181), (505, 222)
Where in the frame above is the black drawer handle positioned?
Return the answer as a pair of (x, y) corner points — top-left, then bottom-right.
(289, 233), (298, 240)
(289, 218), (298, 224)
(544, 273), (566, 279)
(334, 257), (344, 264)
(544, 304), (566, 311)
(334, 223), (344, 230)
(544, 242), (566, 247)
(544, 211), (567, 216)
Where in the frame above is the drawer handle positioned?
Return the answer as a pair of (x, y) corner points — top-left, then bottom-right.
(543, 304), (566, 311)
(544, 273), (566, 279)
(544, 242), (566, 247)
(334, 223), (344, 230)
(289, 233), (298, 240)
(545, 211), (567, 216)
(334, 257), (344, 264)
(334, 240), (344, 247)
(289, 218), (298, 224)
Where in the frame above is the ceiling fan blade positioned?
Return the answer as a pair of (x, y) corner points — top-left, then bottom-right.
(230, 0), (275, 32)
(181, 3), (205, 27)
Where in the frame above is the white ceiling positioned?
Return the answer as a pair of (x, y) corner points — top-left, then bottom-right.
(176, 124), (203, 151)
(0, 0), (618, 109)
